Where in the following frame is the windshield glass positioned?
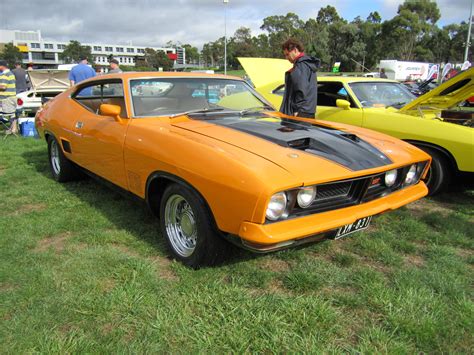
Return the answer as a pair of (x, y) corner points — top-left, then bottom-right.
(130, 78), (271, 116)
(349, 82), (416, 108)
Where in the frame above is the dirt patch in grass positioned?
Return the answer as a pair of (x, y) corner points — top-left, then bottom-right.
(10, 203), (47, 216)
(149, 256), (179, 281)
(0, 283), (18, 292)
(111, 244), (141, 258)
(100, 279), (116, 293)
(100, 322), (116, 336)
(406, 199), (453, 218)
(34, 232), (74, 253)
(403, 254), (425, 267)
(247, 278), (291, 297)
(0, 166), (6, 176)
(257, 258), (290, 272)
(454, 248), (474, 259)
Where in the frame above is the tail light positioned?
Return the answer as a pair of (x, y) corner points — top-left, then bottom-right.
(17, 98), (24, 106)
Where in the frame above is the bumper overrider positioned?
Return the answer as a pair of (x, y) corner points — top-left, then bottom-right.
(230, 163), (429, 252)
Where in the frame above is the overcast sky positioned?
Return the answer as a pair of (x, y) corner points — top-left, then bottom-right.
(0, 0), (471, 48)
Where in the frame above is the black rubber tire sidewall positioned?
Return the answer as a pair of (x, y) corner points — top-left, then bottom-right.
(419, 146), (451, 196)
(47, 136), (77, 182)
(159, 183), (228, 268)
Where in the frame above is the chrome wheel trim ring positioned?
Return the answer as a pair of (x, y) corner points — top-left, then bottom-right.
(164, 194), (197, 257)
(50, 140), (61, 175)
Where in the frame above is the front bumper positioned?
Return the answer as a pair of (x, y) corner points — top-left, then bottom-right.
(236, 182), (427, 249)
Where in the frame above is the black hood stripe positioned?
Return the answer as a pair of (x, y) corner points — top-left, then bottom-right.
(193, 114), (392, 171)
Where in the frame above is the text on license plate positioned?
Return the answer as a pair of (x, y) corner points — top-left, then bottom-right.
(334, 216), (372, 239)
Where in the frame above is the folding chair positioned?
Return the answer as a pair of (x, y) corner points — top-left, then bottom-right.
(0, 97), (19, 138)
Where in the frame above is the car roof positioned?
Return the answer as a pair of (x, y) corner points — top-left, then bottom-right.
(318, 76), (399, 84)
(83, 71), (242, 82)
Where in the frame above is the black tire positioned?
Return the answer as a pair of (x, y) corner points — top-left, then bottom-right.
(47, 136), (79, 182)
(418, 146), (452, 196)
(159, 182), (229, 268)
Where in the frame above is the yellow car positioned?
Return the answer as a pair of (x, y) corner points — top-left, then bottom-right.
(36, 72), (429, 267)
(239, 58), (474, 195)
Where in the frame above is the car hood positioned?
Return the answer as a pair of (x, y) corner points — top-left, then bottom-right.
(28, 70), (70, 92)
(171, 113), (396, 177)
(239, 57), (292, 88)
(399, 67), (474, 112)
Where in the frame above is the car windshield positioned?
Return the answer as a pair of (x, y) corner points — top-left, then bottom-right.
(349, 82), (416, 108)
(130, 78), (271, 117)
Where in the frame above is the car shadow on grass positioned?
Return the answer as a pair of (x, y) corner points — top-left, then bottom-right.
(23, 147), (262, 267)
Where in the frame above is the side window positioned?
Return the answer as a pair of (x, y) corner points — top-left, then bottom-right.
(73, 81), (127, 117)
(318, 82), (356, 108)
(76, 84), (102, 98)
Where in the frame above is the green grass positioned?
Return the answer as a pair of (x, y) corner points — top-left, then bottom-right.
(1, 137), (473, 352)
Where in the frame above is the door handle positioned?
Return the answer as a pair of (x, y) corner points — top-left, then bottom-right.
(75, 121), (84, 129)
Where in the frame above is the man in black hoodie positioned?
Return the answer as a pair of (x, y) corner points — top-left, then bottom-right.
(280, 38), (320, 118)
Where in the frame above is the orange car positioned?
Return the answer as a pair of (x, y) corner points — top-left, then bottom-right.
(36, 72), (430, 267)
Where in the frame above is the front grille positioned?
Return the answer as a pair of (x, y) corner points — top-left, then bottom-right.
(291, 177), (369, 217)
(316, 181), (352, 200)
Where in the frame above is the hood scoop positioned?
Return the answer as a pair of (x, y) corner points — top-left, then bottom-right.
(180, 114), (393, 171)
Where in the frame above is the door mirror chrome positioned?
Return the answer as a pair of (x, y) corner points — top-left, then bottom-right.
(336, 99), (351, 110)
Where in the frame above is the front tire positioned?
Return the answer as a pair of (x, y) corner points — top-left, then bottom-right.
(47, 136), (79, 182)
(159, 183), (229, 268)
(418, 146), (452, 196)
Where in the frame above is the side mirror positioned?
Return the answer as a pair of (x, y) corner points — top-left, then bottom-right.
(99, 104), (123, 122)
(336, 99), (351, 110)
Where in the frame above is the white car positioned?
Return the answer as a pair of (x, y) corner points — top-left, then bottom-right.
(17, 69), (70, 116)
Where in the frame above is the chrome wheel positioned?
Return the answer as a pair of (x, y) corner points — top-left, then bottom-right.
(50, 139), (61, 175)
(164, 194), (197, 257)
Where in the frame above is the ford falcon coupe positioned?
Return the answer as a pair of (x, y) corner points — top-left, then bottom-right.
(36, 72), (430, 267)
(239, 58), (473, 195)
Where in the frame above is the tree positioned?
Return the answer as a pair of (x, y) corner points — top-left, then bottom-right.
(143, 48), (173, 71)
(59, 40), (93, 64)
(379, 0), (441, 61)
(0, 43), (23, 68)
(182, 44), (199, 65)
(261, 13), (305, 57)
(316, 5), (342, 25)
(232, 27), (258, 59)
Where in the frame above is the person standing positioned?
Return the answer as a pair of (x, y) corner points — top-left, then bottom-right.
(12, 62), (29, 93)
(69, 56), (96, 86)
(280, 38), (320, 118)
(108, 58), (122, 73)
(0, 59), (18, 133)
(380, 68), (388, 79)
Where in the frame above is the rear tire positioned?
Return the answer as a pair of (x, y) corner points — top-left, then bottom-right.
(159, 182), (229, 268)
(47, 136), (79, 182)
(418, 146), (452, 196)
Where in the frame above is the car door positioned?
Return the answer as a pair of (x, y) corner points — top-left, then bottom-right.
(315, 81), (364, 127)
(69, 80), (130, 189)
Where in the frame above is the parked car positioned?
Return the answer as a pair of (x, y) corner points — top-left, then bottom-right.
(239, 58), (474, 195)
(36, 72), (430, 267)
(17, 69), (70, 116)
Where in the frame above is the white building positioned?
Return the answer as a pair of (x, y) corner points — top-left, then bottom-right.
(0, 29), (186, 69)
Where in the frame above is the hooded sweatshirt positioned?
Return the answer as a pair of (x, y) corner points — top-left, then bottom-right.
(280, 54), (320, 116)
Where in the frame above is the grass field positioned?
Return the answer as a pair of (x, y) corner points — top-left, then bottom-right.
(1, 137), (473, 352)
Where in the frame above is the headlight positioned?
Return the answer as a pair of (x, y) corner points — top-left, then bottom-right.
(404, 164), (417, 185)
(384, 169), (398, 187)
(297, 186), (317, 208)
(266, 192), (287, 221)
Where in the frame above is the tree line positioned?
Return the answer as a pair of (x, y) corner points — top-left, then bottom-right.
(199, 0), (470, 71)
(0, 0), (470, 72)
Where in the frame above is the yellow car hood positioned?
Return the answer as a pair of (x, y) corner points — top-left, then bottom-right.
(400, 67), (474, 112)
(239, 57), (291, 88)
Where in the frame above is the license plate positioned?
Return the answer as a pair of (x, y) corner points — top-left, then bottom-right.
(333, 216), (372, 239)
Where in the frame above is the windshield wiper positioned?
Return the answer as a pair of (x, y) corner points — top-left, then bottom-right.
(387, 101), (407, 108)
(239, 105), (274, 116)
(169, 107), (224, 117)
